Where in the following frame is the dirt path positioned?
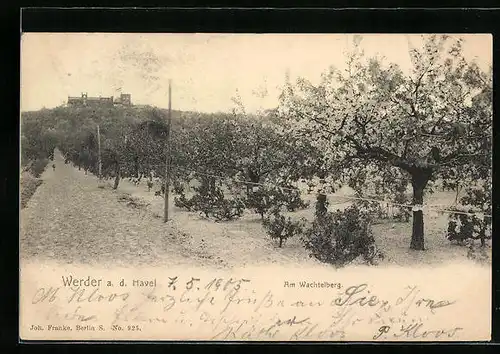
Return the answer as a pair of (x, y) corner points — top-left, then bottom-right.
(19, 151), (214, 269)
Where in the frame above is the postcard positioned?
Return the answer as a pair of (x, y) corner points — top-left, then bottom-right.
(20, 33), (492, 341)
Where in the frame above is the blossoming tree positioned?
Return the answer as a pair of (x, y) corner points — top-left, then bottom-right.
(279, 35), (492, 250)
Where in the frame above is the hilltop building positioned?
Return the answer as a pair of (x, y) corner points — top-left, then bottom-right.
(67, 93), (132, 107)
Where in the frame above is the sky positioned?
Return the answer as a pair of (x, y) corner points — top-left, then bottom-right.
(20, 33), (492, 113)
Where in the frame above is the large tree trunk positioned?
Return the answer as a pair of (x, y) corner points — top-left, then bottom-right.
(113, 164), (121, 190)
(315, 171), (328, 219)
(410, 171), (431, 250)
(134, 155), (139, 178)
(316, 194), (328, 219)
(208, 176), (217, 192)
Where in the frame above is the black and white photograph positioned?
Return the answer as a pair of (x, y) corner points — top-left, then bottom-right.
(19, 33), (492, 341)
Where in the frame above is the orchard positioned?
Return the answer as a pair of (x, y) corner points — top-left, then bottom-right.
(21, 35), (492, 266)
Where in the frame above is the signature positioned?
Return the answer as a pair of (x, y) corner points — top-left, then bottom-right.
(26, 280), (466, 341)
(393, 322), (463, 339)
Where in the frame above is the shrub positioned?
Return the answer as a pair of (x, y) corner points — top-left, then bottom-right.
(172, 180), (185, 194)
(174, 178), (244, 221)
(446, 184), (492, 247)
(446, 208), (491, 247)
(174, 191), (194, 210)
(285, 187), (310, 211)
(303, 205), (381, 267)
(245, 188), (280, 219)
(262, 211), (306, 248)
(245, 186), (309, 219)
(210, 198), (245, 222)
(29, 158), (49, 178)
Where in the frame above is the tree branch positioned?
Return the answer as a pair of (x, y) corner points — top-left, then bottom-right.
(308, 115), (339, 136)
(402, 138), (411, 159)
(429, 114), (447, 135)
(413, 62), (432, 99)
(345, 135), (413, 172)
(439, 151), (489, 167)
(353, 115), (367, 135)
(390, 96), (413, 119)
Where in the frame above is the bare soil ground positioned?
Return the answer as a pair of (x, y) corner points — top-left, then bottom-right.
(20, 151), (491, 270)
